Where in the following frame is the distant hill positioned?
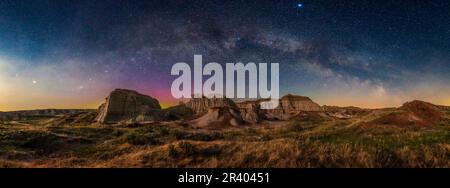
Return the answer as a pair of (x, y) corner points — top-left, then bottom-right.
(366, 100), (449, 127)
(0, 109), (95, 121)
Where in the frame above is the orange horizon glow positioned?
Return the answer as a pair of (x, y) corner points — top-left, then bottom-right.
(1, 95), (450, 112)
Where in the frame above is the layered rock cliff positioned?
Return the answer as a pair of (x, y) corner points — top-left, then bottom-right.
(185, 96), (238, 115)
(94, 89), (324, 124)
(95, 89), (162, 123)
(237, 94), (323, 121)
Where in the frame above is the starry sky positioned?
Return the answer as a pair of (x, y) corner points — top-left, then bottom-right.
(1, 0), (450, 111)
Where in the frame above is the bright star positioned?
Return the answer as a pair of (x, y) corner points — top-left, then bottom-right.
(297, 3), (303, 8)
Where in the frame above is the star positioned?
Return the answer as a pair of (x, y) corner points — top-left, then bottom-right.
(297, 3), (303, 8)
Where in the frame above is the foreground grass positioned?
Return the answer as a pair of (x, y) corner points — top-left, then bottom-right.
(0, 118), (449, 168)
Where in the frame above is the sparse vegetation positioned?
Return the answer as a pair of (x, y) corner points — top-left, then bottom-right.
(0, 108), (449, 168)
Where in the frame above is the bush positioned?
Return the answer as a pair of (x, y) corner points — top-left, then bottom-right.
(168, 144), (178, 157)
(178, 141), (197, 156)
(289, 120), (306, 131)
(0, 130), (64, 154)
(183, 132), (224, 141)
(169, 141), (221, 158)
(125, 132), (163, 145)
(123, 126), (171, 145)
(124, 126), (225, 145)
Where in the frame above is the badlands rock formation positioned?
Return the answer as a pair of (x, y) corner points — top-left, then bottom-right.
(185, 96), (238, 115)
(162, 104), (194, 120)
(92, 89), (369, 126)
(95, 89), (162, 123)
(237, 94), (323, 121)
(278, 94), (323, 111)
(190, 106), (244, 128)
(236, 101), (263, 123)
(185, 96), (246, 127)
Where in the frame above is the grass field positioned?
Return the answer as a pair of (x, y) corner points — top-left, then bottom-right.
(0, 110), (449, 168)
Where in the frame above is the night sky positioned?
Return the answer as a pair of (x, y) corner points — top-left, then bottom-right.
(1, 0), (450, 110)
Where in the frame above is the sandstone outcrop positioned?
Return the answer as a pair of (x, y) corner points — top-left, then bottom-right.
(278, 94), (322, 111)
(185, 96), (247, 127)
(95, 89), (162, 123)
(162, 104), (194, 120)
(235, 94), (323, 121)
(190, 106), (244, 128)
(258, 94), (323, 120)
(185, 96), (238, 115)
(236, 101), (263, 123)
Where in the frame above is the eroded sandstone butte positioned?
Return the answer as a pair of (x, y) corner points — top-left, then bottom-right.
(237, 94), (323, 121)
(185, 96), (238, 115)
(95, 89), (161, 123)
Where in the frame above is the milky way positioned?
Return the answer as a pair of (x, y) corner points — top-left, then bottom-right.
(0, 0), (450, 110)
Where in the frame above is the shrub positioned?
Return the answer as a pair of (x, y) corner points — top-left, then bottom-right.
(289, 120), (306, 131)
(178, 141), (197, 156)
(168, 144), (178, 157)
(124, 126), (184, 145)
(125, 132), (163, 145)
(183, 132), (224, 141)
